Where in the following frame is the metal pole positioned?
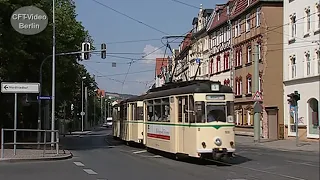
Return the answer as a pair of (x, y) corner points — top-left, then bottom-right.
(104, 99), (107, 121)
(295, 106), (299, 146)
(100, 95), (103, 125)
(14, 93), (17, 155)
(93, 95), (96, 127)
(253, 43), (261, 143)
(85, 86), (88, 130)
(81, 80), (84, 132)
(1, 128), (4, 159)
(51, 0), (56, 148)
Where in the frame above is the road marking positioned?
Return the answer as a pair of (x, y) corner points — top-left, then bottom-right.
(83, 169), (98, 175)
(286, 160), (320, 168)
(133, 150), (147, 154)
(73, 162), (85, 167)
(141, 155), (162, 158)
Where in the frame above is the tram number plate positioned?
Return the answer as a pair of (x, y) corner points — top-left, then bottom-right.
(225, 130), (230, 134)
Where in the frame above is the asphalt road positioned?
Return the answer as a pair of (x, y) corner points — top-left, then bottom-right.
(0, 128), (319, 180)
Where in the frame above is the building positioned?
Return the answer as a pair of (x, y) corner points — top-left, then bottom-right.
(155, 58), (169, 88)
(173, 33), (192, 82)
(283, 0), (320, 140)
(207, 2), (233, 88)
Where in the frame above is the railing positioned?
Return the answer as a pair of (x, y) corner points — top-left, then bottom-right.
(1, 129), (59, 159)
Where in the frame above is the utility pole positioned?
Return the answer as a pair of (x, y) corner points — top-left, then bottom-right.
(100, 94), (103, 125)
(51, 0), (56, 148)
(85, 86), (88, 130)
(253, 43), (261, 143)
(104, 99), (107, 120)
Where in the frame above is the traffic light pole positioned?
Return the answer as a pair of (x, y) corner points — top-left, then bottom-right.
(295, 105), (299, 146)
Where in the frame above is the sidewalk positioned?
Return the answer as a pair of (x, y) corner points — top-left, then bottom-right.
(0, 149), (72, 162)
(236, 135), (319, 152)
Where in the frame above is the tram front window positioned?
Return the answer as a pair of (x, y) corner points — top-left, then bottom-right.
(206, 105), (226, 122)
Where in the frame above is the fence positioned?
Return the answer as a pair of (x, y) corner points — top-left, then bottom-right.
(1, 128), (59, 159)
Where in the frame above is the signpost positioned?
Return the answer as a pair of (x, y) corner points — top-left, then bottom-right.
(0, 82), (40, 155)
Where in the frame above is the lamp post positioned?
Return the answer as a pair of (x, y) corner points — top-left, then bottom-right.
(81, 76), (86, 131)
(51, 0), (56, 148)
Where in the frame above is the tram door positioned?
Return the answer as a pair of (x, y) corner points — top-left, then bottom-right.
(177, 96), (189, 153)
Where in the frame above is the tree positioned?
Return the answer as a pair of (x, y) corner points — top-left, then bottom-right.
(0, 0), (98, 134)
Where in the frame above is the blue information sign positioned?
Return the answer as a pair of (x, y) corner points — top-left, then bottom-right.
(37, 96), (52, 100)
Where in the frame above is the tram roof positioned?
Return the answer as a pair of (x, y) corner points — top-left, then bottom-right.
(144, 80), (232, 99)
(121, 93), (147, 103)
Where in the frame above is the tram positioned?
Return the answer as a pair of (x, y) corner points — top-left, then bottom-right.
(117, 95), (146, 144)
(113, 80), (236, 159)
(112, 103), (121, 139)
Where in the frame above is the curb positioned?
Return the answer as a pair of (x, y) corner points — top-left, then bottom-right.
(236, 143), (319, 153)
(0, 152), (73, 163)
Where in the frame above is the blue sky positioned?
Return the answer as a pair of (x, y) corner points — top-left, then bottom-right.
(75, 0), (223, 95)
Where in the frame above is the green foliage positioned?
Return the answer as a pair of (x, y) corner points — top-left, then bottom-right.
(0, 0), (100, 129)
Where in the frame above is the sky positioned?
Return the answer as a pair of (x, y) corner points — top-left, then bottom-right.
(75, 0), (224, 95)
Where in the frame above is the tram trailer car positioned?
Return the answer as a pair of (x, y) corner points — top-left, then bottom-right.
(143, 80), (235, 160)
(112, 103), (121, 139)
(118, 95), (146, 144)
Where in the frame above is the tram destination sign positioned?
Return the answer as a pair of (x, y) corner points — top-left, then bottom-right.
(1, 82), (40, 93)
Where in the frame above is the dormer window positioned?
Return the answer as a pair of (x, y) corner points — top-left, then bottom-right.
(217, 12), (220, 21)
(247, 0), (250, 7)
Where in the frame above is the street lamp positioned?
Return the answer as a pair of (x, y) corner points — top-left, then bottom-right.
(51, 0), (56, 148)
(81, 76), (86, 131)
(93, 89), (98, 127)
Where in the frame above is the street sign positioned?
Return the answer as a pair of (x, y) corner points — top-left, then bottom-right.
(80, 111), (85, 116)
(37, 96), (52, 100)
(1, 82), (40, 93)
(253, 91), (263, 101)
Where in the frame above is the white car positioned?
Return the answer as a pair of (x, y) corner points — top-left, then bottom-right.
(106, 117), (113, 128)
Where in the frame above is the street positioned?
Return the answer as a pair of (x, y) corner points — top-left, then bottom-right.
(0, 128), (319, 180)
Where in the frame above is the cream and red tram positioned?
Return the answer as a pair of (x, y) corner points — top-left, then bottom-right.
(117, 95), (145, 144)
(143, 80), (235, 159)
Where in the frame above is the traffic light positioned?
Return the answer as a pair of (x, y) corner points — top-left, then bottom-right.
(81, 42), (91, 60)
(287, 91), (300, 107)
(101, 43), (107, 59)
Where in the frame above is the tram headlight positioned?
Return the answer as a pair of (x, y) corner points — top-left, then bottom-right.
(227, 115), (234, 123)
(214, 138), (222, 146)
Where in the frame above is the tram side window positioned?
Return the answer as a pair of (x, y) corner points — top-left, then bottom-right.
(183, 96), (189, 123)
(195, 101), (205, 123)
(123, 105), (127, 120)
(153, 99), (161, 121)
(178, 97), (182, 122)
(189, 95), (195, 123)
(161, 98), (170, 122)
(130, 104), (135, 121)
(147, 100), (153, 121)
(135, 106), (143, 120)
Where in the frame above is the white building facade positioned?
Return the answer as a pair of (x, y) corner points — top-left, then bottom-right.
(283, 0), (320, 139)
(207, 4), (232, 86)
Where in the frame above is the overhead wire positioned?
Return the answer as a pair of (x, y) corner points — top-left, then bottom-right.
(91, 0), (169, 35)
(170, 0), (199, 9)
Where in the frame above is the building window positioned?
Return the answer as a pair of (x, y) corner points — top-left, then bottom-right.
(317, 50), (320, 74)
(256, 7), (261, 27)
(247, 46), (252, 63)
(289, 14), (296, 39)
(305, 7), (311, 34)
(224, 53), (229, 70)
(216, 56), (221, 73)
(316, 3), (320, 30)
(257, 43), (261, 60)
(234, 22), (238, 37)
(305, 52), (311, 76)
(246, 14), (251, 32)
(235, 49), (242, 66)
(290, 55), (297, 78)
(235, 77), (242, 95)
(246, 74), (252, 94)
